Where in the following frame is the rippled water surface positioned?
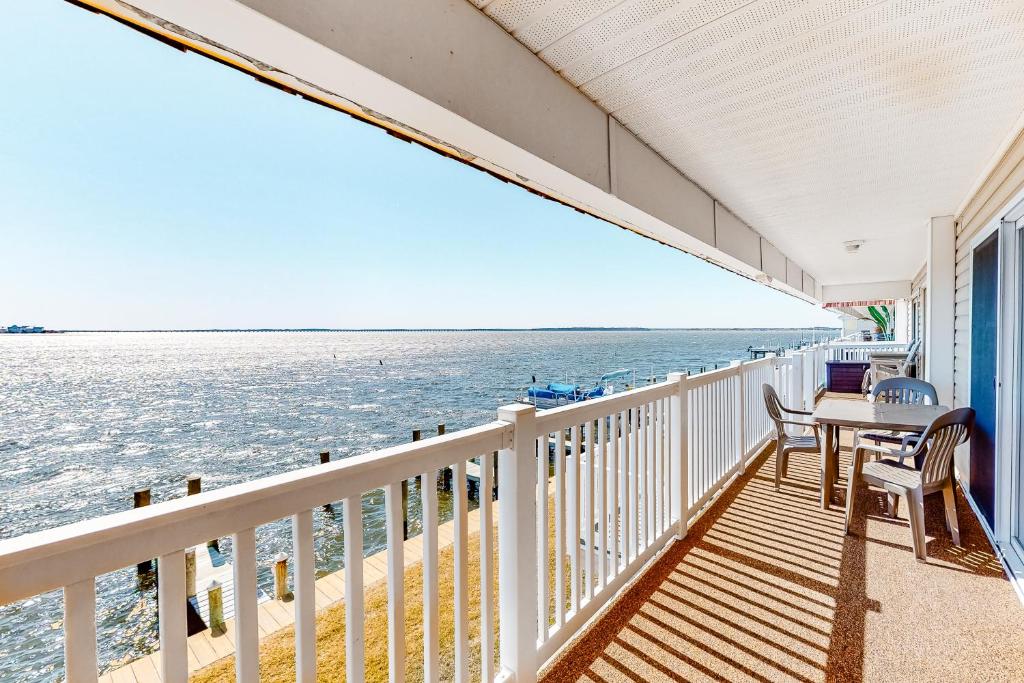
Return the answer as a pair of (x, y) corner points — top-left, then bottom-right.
(0, 330), (833, 680)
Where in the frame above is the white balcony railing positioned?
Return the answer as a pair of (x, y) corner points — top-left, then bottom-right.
(0, 343), (835, 683)
(827, 340), (908, 362)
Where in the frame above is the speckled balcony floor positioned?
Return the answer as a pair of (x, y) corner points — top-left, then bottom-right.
(541, 406), (1024, 683)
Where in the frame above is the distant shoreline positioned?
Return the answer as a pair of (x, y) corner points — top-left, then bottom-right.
(39, 326), (840, 333)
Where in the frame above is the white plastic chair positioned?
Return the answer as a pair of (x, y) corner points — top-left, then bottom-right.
(763, 384), (821, 490)
(844, 407), (974, 561)
(860, 377), (938, 448)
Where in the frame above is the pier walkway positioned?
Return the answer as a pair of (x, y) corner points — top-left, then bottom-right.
(100, 502), (487, 682)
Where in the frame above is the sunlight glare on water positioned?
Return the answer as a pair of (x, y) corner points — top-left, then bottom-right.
(0, 329), (832, 680)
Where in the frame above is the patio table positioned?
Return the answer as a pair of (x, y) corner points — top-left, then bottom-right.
(811, 398), (949, 509)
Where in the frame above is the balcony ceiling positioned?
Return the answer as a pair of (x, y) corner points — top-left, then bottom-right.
(469, 0), (1024, 284)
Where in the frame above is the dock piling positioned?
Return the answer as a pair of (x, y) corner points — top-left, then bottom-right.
(185, 549), (197, 598)
(273, 553), (289, 600)
(438, 423), (453, 491)
(319, 452), (334, 511)
(133, 488), (152, 573)
(412, 431), (422, 486)
(401, 479), (410, 541)
(208, 581), (225, 632)
(187, 476), (218, 548)
(492, 451), (499, 499)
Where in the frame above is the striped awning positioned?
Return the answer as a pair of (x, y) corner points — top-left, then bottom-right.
(823, 299), (895, 309)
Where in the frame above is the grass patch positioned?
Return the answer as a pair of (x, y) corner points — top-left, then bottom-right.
(191, 526), (500, 682)
(192, 489), (582, 682)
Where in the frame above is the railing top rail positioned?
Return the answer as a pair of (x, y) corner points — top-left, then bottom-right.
(828, 341), (908, 347)
(741, 355), (776, 369)
(534, 379), (676, 433)
(686, 364), (740, 389)
(0, 420), (512, 604)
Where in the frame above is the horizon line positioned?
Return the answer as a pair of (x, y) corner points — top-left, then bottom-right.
(24, 325), (842, 333)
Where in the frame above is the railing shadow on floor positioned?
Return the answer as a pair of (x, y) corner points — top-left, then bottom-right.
(542, 439), (1009, 683)
(843, 474), (1006, 579)
(541, 446), (878, 683)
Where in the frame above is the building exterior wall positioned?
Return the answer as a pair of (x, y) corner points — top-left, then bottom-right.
(950, 129), (1024, 484)
(953, 129), (1024, 411)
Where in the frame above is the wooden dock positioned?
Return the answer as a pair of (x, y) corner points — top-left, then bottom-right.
(99, 503), (490, 682)
(188, 543), (271, 629)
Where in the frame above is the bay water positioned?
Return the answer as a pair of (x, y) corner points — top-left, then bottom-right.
(0, 329), (834, 680)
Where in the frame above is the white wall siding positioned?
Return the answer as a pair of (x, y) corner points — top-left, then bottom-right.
(949, 129), (1024, 482)
(953, 129), (1024, 412)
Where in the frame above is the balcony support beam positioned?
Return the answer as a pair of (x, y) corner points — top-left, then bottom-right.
(71, 0), (820, 305)
(925, 216), (956, 407)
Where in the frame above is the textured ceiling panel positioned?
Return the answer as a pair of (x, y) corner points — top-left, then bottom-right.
(471, 0), (1024, 284)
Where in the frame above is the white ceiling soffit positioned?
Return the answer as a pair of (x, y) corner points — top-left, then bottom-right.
(67, 0), (820, 303)
(472, 0), (1024, 285)
(822, 279), (912, 303)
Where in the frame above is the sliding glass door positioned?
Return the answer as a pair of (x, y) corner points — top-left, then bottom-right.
(1014, 216), (1024, 553)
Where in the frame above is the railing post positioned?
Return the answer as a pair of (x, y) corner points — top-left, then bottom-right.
(496, 403), (538, 683)
(730, 361), (746, 472)
(789, 350), (805, 412)
(667, 372), (689, 539)
(802, 348), (816, 409)
(63, 578), (97, 683)
(771, 353), (781, 400)
(784, 350), (805, 439)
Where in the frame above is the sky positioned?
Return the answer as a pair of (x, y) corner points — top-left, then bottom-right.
(0, 1), (839, 330)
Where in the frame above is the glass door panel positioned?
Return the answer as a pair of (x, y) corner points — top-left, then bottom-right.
(1015, 219), (1024, 547)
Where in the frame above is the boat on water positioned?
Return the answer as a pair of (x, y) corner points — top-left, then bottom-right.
(519, 368), (647, 409)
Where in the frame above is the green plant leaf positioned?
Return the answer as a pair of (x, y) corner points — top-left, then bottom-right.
(868, 306), (888, 332)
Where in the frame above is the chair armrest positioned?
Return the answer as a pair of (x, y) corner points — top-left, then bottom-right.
(854, 443), (909, 459)
(781, 406), (814, 416)
(780, 420), (821, 446)
(901, 433), (921, 450)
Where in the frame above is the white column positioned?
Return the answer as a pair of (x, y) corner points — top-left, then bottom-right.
(894, 298), (910, 344)
(497, 403), (538, 683)
(925, 216), (956, 407)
